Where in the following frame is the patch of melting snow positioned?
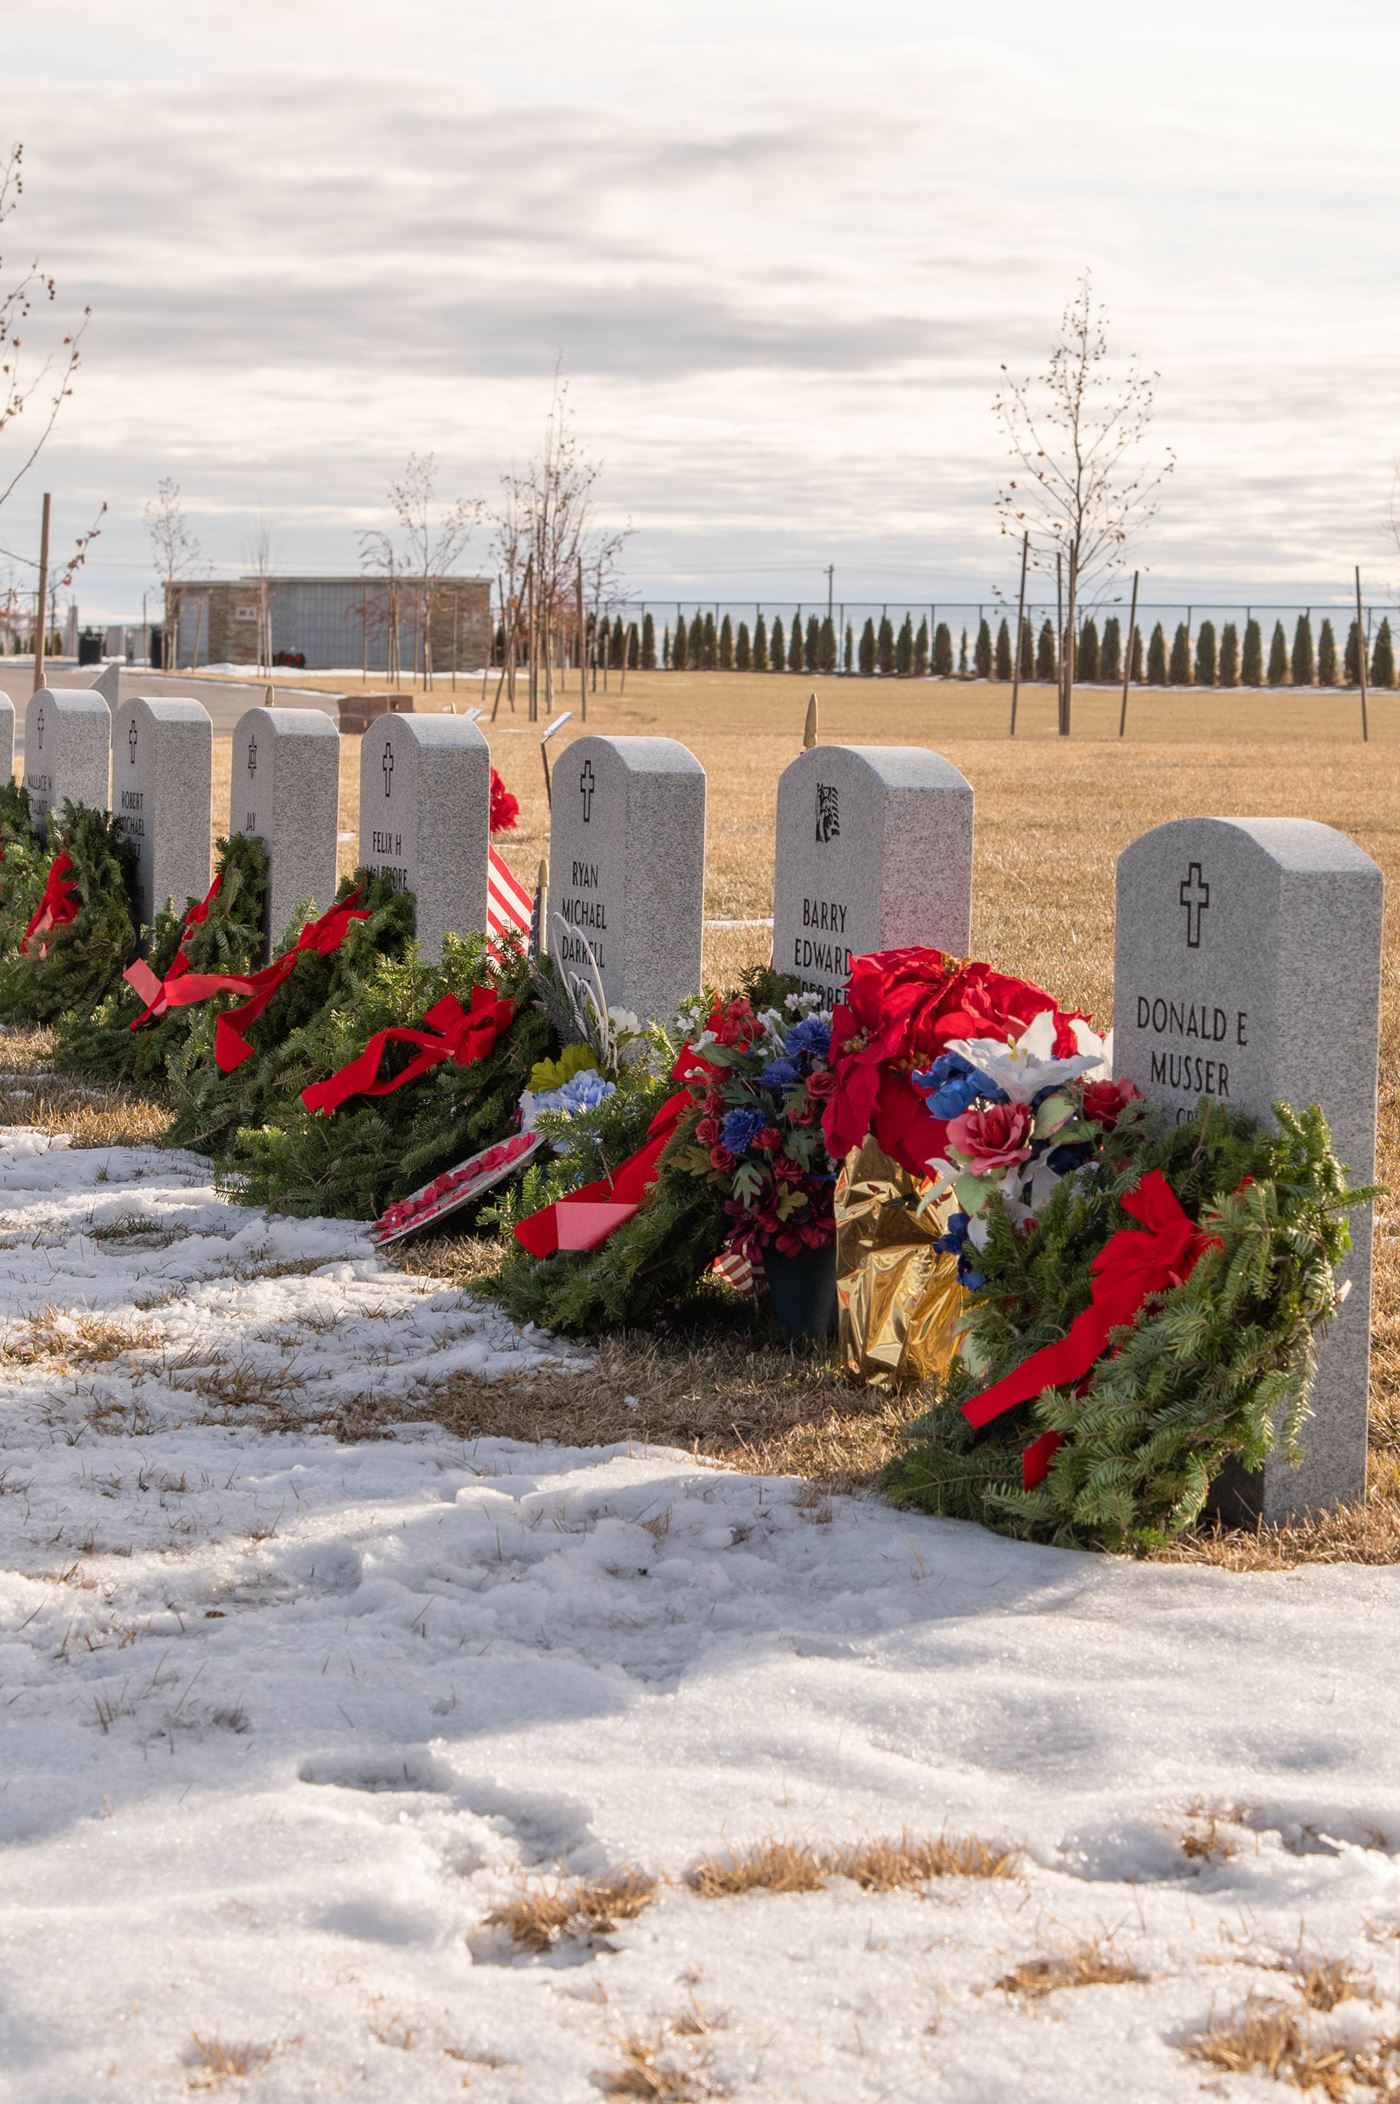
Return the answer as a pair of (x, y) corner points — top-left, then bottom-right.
(1, 1126), (1400, 2101)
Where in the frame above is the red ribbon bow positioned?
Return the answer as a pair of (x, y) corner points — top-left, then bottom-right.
(123, 874), (224, 1025)
(124, 891), (367, 1073)
(21, 851), (81, 957)
(960, 1170), (1218, 1489)
(514, 1043), (711, 1259)
(301, 984), (516, 1116)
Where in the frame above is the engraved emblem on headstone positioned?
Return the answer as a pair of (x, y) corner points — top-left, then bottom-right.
(35, 706), (45, 748)
(128, 722), (138, 765)
(382, 741), (394, 797)
(814, 781), (840, 844)
(247, 735), (258, 777)
(579, 759), (596, 822)
(1180, 861), (1210, 948)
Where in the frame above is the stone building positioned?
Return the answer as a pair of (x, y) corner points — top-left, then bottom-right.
(164, 574), (492, 674)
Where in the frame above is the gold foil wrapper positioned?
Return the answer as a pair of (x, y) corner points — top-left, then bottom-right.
(835, 1137), (964, 1388)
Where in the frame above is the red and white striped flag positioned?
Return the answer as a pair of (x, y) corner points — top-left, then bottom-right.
(487, 847), (533, 940)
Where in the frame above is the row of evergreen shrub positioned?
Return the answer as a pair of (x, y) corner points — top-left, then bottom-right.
(493, 607), (1397, 686)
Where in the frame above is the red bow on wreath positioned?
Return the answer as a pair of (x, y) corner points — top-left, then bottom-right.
(122, 874), (224, 1025)
(514, 1042), (712, 1257)
(301, 984), (516, 1115)
(21, 851), (81, 957)
(126, 890), (367, 1073)
(960, 1170), (1219, 1489)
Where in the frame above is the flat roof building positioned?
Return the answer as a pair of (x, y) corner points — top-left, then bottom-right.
(164, 575), (492, 675)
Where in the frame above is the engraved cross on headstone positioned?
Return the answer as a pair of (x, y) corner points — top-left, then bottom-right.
(247, 734), (258, 777)
(382, 741), (394, 797)
(1180, 861), (1210, 948)
(128, 721), (138, 765)
(35, 706), (45, 747)
(579, 758), (595, 822)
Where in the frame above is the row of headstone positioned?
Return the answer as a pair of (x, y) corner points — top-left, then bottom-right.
(0, 699), (1381, 1525)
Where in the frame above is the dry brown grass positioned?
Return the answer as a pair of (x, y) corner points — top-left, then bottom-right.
(0, 1027), (170, 1148)
(186, 2033), (275, 2087)
(1182, 1994), (1400, 2097)
(685, 1830), (1017, 1898)
(1181, 1801), (1244, 1864)
(995, 1936), (1147, 2000)
(0, 1310), (161, 1368)
(483, 1869), (658, 1954)
(595, 2033), (724, 2102)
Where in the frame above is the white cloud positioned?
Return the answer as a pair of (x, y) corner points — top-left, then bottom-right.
(3, 0), (1399, 617)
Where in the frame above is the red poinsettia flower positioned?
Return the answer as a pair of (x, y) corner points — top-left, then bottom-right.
(489, 768), (519, 835)
(823, 947), (1087, 1178)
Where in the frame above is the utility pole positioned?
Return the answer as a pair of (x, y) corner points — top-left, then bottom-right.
(1119, 569), (1140, 739)
(33, 491), (52, 693)
(824, 563), (835, 624)
(1009, 531), (1028, 738)
(1355, 566), (1370, 744)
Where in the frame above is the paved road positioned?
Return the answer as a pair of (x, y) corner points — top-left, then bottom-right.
(0, 663), (341, 757)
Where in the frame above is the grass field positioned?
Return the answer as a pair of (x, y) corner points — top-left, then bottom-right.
(21, 671), (1400, 1563)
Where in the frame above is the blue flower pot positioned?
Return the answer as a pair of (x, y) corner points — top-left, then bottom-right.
(764, 1241), (838, 1348)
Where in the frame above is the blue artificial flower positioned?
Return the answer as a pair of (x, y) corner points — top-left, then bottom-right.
(759, 1057), (800, 1090)
(534, 1070), (617, 1118)
(1046, 1141), (1094, 1176)
(720, 1107), (766, 1154)
(957, 1257), (988, 1291)
(783, 1015), (832, 1060)
(934, 1209), (971, 1256)
(912, 1051), (1001, 1119)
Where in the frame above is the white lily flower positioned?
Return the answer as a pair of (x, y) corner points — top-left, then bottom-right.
(943, 1007), (1107, 1104)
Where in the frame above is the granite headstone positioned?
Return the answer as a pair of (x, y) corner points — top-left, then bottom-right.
(0, 694), (13, 784)
(23, 686), (111, 842)
(548, 734), (706, 1021)
(771, 745), (974, 1005)
(112, 695), (213, 938)
(1114, 816), (1383, 1523)
(92, 660), (121, 709)
(230, 705), (340, 953)
(359, 712), (490, 961)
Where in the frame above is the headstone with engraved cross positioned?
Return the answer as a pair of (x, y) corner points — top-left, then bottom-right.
(111, 694), (213, 942)
(1114, 816), (1383, 1523)
(547, 734), (706, 1021)
(771, 745), (974, 1006)
(22, 686), (111, 843)
(358, 712), (490, 961)
(230, 704), (340, 954)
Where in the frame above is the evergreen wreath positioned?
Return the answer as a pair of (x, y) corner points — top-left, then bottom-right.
(53, 834), (269, 1090)
(226, 932), (554, 1219)
(0, 801), (138, 1027)
(884, 1098), (1364, 1551)
(162, 869), (417, 1162)
(0, 781), (43, 956)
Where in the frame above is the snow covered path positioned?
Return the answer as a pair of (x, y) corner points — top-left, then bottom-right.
(4, 1134), (1400, 2101)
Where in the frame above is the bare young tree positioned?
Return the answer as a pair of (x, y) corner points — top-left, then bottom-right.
(359, 452), (479, 689)
(493, 376), (631, 719)
(995, 274), (1173, 734)
(243, 516), (277, 673)
(146, 476), (203, 669)
(0, 143), (103, 636)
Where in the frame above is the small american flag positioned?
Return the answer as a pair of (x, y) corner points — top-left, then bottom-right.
(712, 1250), (754, 1294)
(487, 847), (533, 940)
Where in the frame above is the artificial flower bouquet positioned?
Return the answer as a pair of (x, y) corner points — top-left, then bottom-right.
(670, 991), (838, 1272)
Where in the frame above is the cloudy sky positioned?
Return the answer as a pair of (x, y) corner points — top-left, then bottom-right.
(3, 0), (1398, 620)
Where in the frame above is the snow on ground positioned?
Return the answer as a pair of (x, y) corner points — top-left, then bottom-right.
(4, 1133), (1400, 2102)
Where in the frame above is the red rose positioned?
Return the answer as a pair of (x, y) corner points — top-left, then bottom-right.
(695, 1117), (720, 1145)
(1081, 1078), (1143, 1129)
(755, 1125), (782, 1151)
(806, 1067), (837, 1098)
(772, 1154), (804, 1182)
(947, 1100), (1034, 1173)
(709, 1144), (736, 1172)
